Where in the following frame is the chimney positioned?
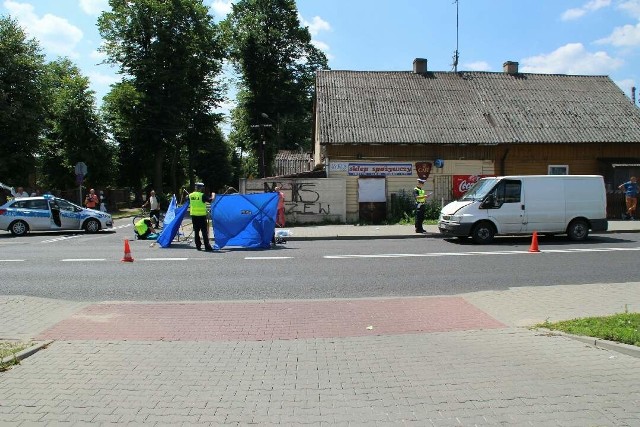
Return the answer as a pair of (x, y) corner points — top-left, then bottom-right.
(633, 86), (637, 105)
(503, 61), (519, 74)
(413, 58), (428, 74)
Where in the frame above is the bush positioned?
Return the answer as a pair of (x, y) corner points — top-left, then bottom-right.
(389, 190), (442, 224)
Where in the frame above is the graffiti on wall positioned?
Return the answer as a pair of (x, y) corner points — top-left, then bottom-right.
(261, 181), (331, 216)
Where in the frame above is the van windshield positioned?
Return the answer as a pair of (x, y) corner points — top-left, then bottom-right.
(461, 178), (498, 201)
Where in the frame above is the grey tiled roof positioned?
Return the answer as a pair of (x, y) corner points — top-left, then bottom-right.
(315, 70), (640, 145)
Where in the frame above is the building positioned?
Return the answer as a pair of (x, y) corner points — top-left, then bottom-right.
(314, 59), (640, 222)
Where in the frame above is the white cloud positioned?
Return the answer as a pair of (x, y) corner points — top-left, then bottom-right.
(618, 0), (640, 19)
(88, 71), (120, 86)
(597, 22), (640, 46)
(520, 43), (623, 75)
(300, 15), (331, 36)
(90, 49), (106, 61)
(614, 78), (636, 95)
(210, 0), (234, 18)
(561, 0), (611, 20)
(78, 0), (109, 16)
(5, 1), (83, 58)
(464, 61), (491, 71)
(561, 8), (586, 20)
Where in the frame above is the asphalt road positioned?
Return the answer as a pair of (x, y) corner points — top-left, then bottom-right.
(1, 218), (639, 301)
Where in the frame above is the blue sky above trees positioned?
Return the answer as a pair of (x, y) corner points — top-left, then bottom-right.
(4, 0), (640, 125)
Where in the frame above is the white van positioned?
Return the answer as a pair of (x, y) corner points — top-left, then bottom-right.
(438, 175), (608, 243)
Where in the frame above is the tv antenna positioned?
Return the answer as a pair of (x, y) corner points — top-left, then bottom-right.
(452, 0), (459, 72)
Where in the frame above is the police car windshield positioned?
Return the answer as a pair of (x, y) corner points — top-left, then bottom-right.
(460, 178), (498, 201)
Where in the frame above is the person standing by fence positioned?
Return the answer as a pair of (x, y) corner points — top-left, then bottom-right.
(619, 176), (639, 220)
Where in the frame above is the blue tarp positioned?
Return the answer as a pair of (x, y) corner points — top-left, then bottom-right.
(157, 199), (190, 248)
(162, 195), (178, 228)
(212, 193), (278, 249)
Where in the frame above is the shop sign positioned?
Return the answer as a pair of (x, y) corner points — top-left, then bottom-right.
(347, 163), (413, 176)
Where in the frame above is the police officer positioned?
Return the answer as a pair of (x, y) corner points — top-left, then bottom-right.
(189, 182), (215, 251)
(414, 178), (430, 233)
(134, 218), (156, 240)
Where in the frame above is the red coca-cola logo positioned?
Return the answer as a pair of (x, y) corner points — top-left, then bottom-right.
(452, 175), (486, 199)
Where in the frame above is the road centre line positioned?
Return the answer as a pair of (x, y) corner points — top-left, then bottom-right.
(0, 259), (25, 262)
(62, 258), (107, 262)
(324, 247), (640, 259)
(245, 256), (294, 260)
(141, 258), (189, 261)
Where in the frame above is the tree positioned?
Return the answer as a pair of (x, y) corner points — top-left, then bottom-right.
(223, 0), (328, 178)
(38, 59), (116, 191)
(0, 16), (47, 187)
(102, 80), (145, 190)
(98, 0), (227, 194)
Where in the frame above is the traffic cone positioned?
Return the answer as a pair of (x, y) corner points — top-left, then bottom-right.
(121, 239), (134, 262)
(529, 231), (540, 253)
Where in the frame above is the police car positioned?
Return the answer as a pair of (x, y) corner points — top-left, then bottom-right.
(0, 195), (113, 236)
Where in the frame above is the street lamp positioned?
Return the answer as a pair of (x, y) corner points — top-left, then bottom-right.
(250, 117), (273, 178)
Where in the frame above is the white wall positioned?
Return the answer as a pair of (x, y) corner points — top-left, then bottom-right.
(244, 178), (347, 223)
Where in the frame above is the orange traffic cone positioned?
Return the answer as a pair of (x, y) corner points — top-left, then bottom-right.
(121, 239), (134, 262)
(529, 231), (540, 253)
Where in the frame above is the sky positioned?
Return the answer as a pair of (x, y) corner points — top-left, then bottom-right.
(4, 0), (640, 129)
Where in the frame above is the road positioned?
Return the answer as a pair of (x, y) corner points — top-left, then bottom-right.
(1, 218), (639, 301)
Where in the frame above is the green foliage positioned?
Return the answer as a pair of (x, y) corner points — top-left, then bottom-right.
(98, 0), (227, 194)
(538, 313), (640, 347)
(38, 59), (117, 190)
(0, 341), (30, 371)
(389, 190), (442, 224)
(222, 0), (328, 177)
(0, 17), (47, 185)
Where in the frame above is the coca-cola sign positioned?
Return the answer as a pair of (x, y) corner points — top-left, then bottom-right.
(452, 175), (488, 199)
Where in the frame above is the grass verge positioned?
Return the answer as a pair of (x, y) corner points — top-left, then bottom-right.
(0, 341), (32, 371)
(536, 312), (640, 347)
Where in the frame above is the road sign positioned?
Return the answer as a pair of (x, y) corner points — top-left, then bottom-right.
(75, 162), (87, 175)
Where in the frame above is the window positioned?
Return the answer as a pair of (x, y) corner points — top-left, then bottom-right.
(55, 199), (77, 212)
(548, 165), (569, 175)
(24, 199), (49, 210)
(494, 180), (521, 204)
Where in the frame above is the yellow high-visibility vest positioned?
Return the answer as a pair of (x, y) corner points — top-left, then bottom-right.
(415, 187), (426, 203)
(189, 191), (206, 216)
(135, 218), (148, 235)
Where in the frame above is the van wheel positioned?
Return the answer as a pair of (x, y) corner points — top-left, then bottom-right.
(567, 219), (589, 241)
(471, 222), (495, 244)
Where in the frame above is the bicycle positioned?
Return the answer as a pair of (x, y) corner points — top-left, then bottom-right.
(132, 208), (165, 230)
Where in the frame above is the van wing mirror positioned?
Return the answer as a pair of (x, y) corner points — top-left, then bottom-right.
(481, 194), (496, 209)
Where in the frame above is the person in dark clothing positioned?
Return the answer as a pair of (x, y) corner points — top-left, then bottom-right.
(189, 182), (215, 251)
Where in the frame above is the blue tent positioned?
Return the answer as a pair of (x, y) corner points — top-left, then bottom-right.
(157, 199), (190, 248)
(212, 193), (278, 249)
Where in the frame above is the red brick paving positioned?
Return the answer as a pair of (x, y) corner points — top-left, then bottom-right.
(36, 297), (505, 341)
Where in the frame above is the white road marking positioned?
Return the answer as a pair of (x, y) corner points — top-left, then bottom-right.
(324, 247), (640, 259)
(0, 259), (25, 262)
(141, 258), (189, 261)
(245, 256), (294, 260)
(62, 258), (107, 262)
(41, 235), (81, 243)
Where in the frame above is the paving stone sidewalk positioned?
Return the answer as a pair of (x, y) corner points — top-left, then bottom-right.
(1, 281), (639, 425)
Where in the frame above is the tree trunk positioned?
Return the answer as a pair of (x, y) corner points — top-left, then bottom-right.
(154, 144), (164, 195)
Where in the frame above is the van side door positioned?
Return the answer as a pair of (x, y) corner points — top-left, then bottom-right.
(484, 179), (524, 234)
